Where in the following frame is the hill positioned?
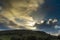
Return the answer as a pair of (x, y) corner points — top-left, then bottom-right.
(0, 30), (59, 40)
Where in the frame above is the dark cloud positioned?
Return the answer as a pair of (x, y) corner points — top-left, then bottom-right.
(34, 22), (58, 34)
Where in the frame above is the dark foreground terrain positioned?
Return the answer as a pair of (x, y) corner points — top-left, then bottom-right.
(0, 30), (60, 40)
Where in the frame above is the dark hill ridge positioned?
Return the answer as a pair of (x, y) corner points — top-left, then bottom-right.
(0, 30), (48, 35)
(0, 30), (59, 40)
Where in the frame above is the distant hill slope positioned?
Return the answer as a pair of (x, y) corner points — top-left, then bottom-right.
(0, 30), (59, 40)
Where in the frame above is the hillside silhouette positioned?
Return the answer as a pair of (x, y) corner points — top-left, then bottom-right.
(0, 30), (59, 40)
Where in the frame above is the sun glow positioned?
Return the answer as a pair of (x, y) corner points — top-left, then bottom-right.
(26, 21), (36, 27)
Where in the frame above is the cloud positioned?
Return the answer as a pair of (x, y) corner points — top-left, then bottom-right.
(0, 0), (39, 28)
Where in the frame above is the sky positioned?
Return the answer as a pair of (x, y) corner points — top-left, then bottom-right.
(0, 0), (60, 36)
(35, 0), (60, 35)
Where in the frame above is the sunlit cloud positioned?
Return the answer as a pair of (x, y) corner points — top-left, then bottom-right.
(0, 0), (39, 29)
